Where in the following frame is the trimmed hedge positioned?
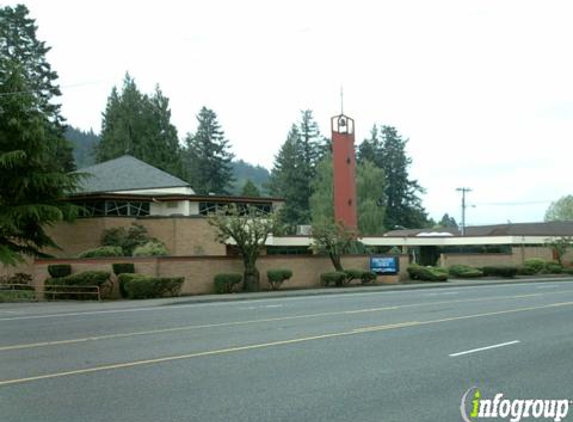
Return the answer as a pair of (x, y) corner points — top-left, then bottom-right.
(78, 246), (124, 258)
(120, 275), (184, 299)
(47, 264), (72, 278)
(360, 271), (377, 284)
(546, 263), (563, 274)
(112, 263), (135, 276)
(343, 269), (377, 285)
(517, 266), (537, 276)
(214, 273), (242, 294)
(407, 265), (448, 282)
(320, 272), (347, 287)
(132, 241), (168, 257)
(481, 266), (518, 278)
(448, 265), (484, 279)
(117, 273), (146, 298)
(46, 271), (112, 300)
(524, 258), (546, 274)
(267, 269), (293, 290)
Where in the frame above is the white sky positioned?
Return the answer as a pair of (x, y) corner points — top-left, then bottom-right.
(9, 0), (573, 225)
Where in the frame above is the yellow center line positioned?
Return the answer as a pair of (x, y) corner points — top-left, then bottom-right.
(0, 291), (564, 352)
(2, 300), (573, 387)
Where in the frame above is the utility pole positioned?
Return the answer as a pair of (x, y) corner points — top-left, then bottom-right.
(456, 187), (472, 236)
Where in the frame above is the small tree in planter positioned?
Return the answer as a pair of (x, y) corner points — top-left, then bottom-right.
(310, 220), (357, 271)
(267, 269), (293, 290)
(208, 205), (281, 292)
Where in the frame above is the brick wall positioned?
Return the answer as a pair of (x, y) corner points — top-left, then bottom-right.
(33, 254), (409, 297)
(43, 217), (224, 258)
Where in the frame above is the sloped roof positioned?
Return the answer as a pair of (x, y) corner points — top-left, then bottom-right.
(74, 155), (191, 194)
(384, 221), (573, 237)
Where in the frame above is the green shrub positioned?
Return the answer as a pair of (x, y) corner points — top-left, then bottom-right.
(524, 258), (546, 274)
(46, 271), (111, 300)
(320, 272), (347, 287)
(481, 266), (518, 278)
(121, 275), (184, 299)
(0, 290), (35, 302)
(78, 246), (124, 258)
(214, 273), (243, 293)
(562, 267), (573, 275)
(517, 266), (537, 276)
(101, 223), (155, 255)
(117, 273), (148, 298)
(546, 263), (563, 274)
(132, 241), (168, 257)
(343, 269), (365, 284)
(407, 265), (448, 282)
(0, 273), (35, 297)
(267, 269), (293, 290)
(360, 271), (377, 284)
(112, 263), (135, 276)
(448, 265), (484, 278)
(47, 264), (72, 278)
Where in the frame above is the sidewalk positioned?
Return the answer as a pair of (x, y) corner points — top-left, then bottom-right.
(163, 275), (573, 306)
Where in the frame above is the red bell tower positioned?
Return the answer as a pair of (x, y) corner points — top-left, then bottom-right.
(331, 113), (358, 230)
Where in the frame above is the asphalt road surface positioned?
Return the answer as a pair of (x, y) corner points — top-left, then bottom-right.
(2, 280), (573, 422)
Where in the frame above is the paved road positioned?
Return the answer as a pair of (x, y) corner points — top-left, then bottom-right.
(2, 280), (573, 421)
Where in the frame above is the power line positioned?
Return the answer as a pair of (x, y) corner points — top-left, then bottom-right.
(474, 200), (553, 206)
(0, 79), (110, 97)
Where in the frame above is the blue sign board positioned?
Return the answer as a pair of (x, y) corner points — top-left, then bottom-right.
(370, 256), (399, 275)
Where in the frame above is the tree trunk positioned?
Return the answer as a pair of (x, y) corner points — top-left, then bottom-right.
(330, 252), (344, 272)
(243, 259), (260, 292)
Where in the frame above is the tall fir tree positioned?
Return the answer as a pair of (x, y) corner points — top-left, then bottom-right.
(0, 6), (80, 264)
(378, 125), (427, 229)
(269, 110), (327, 229)
(182, 107), (235, 194)
(0, 4), (75, 172)
(96, 74), (185, 179)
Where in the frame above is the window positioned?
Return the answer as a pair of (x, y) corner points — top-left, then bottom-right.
(199, 201), (272, 216)
(76, 200), (150, 217)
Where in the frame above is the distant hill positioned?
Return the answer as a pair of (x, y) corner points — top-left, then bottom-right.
(64, 127), (270, 195)
(230, 159), (270, 195)
(65, 126), (100, 169)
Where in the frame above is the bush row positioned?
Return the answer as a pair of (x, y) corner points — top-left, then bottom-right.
(407, 265), (448, 282)
(45, 271), (112, 300)
(117, 274), (184, 299)
(77, 241), (168, 259)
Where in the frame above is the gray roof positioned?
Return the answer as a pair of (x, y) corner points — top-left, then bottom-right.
(74, 155), (191, 194)
(384, 221), (573, 237)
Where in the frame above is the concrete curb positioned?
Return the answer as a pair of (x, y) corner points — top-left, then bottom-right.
(163, 276), (573, 306)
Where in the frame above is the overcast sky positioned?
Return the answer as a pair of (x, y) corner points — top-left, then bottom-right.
(9, 0), (573, 226)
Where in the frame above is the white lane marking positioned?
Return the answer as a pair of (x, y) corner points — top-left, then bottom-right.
(2, 282), (573, 322)
(536, 285), (560, 289)
(423, 291), (460, 297)
(449, 340), (520, 357)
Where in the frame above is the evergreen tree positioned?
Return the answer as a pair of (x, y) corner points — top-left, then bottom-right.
(65, 126), (100, 168)
(183, 107), (235, 194)
(0, 4), (75, 172)
(269, 111), (327, 229)
(378, 125), (428, 229)
(0, 10), (80, 265)
(231, 159), (270, 195)
(96, 74), (185, 178)
(269, 125), (309, 228)
(241, 180), (261, 197)
(438, 213), (458, 228)
(357, 125), (380, 166)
